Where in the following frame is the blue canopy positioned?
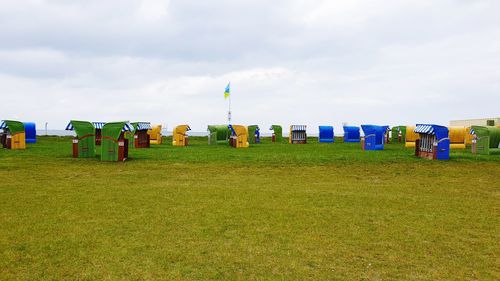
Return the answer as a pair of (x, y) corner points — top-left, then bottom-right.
(319, 126), (334, 143)
(23, 122), (37, 143)
(343, 126), (360, 143)
(414, 124), (450, 160)
(361, 125), (385, 150)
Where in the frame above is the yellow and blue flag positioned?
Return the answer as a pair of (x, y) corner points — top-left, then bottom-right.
(224, 82), (230, 99)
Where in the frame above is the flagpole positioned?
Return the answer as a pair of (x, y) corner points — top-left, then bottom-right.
(227, 82), (231, 124)
(228, 93), (231, 124)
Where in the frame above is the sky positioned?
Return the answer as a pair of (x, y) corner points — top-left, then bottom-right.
(1, 0), (499, 132)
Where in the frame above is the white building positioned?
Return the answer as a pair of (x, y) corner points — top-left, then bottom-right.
(449, 118), (499, 127)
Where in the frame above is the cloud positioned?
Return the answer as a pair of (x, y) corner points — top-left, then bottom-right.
(137, 0), (170, 22)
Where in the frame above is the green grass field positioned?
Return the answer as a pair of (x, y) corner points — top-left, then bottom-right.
(0, 136), (499, 280)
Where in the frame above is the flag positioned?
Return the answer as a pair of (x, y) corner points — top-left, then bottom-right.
(224, 82), (230, 99)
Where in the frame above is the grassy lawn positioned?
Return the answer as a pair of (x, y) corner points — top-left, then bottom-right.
(0, 136), (499, 280)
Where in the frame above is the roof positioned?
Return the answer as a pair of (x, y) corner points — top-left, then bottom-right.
(470, 125), (500, 137)
(66, 121), (132, 132)
(228, 124), (247, 136)
(319, 125), (333, 130)
(66, 121), (103, 131)
(343, 126), (360, 131)
(93, 122), (106, 129)
(134, 122), (152, 131)
(65, 120), (95, 136)
(361, 125), (386, 137)
(207, 125), (230, 135)
(414, 124), (435, 135)
(248, 125), (260, 130)
(174, 125), (191, 134)
(122, 123), (134, 132)
(65, 122), (74, 130)
(291, 125), (306, 131)
(270, 125), (282, 130)
(414, 124), (449, 139)
(0, 120), (25, 133)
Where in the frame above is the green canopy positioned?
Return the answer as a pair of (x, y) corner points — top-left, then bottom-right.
(391, 126), (406, 143)
(124, 131), (135, 144)
(69, 120), (96, 158)
(472, 126), (500, 155)
(207, 125), (229, 145)
(70, 120), (95, 138)
(101, 121), (129, 161)
(248, 125), (259, 144)
(1, 120), (25, 134)
(270, 125), (283, 142)
(124, 122), (137, 144)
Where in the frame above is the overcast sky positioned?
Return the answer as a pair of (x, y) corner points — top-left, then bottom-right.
(1, 0), (499, 132)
